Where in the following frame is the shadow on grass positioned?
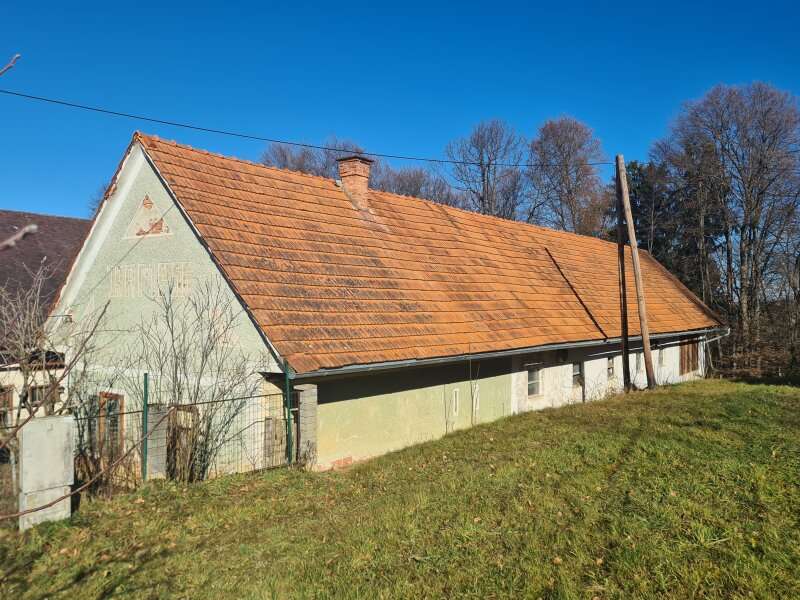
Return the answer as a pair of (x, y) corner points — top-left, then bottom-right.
(729, 373), (800, 387)
(0, 541), (43, 592)
(14, 540), (178, 600)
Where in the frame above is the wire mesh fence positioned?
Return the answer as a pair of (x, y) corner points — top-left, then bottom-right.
(71, 392), (297, 494)
(0, 425), (18, 526)
(0, 389), (301, 524)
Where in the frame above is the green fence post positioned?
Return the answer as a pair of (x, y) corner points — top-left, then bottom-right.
(283, 359), (293, 464)
(141, 372), (149, 481)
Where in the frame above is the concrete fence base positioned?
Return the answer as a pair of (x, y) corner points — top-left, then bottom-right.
(19, 415), (75, 531)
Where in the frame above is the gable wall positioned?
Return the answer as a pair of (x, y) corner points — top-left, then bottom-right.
(51, 144), (278, 407)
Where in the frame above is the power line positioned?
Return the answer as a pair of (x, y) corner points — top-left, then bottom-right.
(0, 88), (614, 169)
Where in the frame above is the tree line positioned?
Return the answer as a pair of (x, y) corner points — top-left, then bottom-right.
(262, 117), (612, 237)
(262, 82), (800, 375)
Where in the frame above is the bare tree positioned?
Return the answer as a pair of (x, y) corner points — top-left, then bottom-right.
(527, 117), (608, 235)
(88, 181), (110, 215)
(0, 264), (110, 501)
(445, 119), (526, 219)
(666, 83), (800, 367)
(120, 280), (267, 482)
(372, 164), (463, 206)
(262, 138), (461, 204)
(262, 136), (365, 180)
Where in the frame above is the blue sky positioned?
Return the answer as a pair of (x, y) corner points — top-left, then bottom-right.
(2, 0), (798, 219)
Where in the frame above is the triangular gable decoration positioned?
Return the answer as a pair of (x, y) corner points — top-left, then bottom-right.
(124, 195), (171, 238)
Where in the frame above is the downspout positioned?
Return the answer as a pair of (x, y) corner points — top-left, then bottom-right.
(703, 328), (731, 375)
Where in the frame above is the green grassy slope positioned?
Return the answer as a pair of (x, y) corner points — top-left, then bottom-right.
(1, 380), (799, 599)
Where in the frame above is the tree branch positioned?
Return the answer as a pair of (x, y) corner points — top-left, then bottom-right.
(0, 53), (21, 78)
(0, 224), (37, 251)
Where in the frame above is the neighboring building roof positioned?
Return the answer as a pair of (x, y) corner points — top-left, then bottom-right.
(133, 133), (720, 374)
(0, 209), (91, 309)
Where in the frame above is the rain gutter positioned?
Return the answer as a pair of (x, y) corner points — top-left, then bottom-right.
(292, 326), (729, 382)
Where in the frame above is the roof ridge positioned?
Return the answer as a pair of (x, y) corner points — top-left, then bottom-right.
(134, 131), (343, 187)
(135, 131), (618, 250)
(372, 188), (622, 250)
(0, 208), (90, 223)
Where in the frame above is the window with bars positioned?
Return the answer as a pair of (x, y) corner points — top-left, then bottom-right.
(527, 366), (541, 397)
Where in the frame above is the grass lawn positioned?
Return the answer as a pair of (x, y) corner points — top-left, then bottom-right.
(1, 379), (799, 599)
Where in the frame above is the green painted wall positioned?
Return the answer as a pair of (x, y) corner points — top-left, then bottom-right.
(316, 358), (512, 468)
(53, 143), (276, 406)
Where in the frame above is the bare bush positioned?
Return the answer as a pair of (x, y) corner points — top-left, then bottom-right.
(120, 280), (266, 482)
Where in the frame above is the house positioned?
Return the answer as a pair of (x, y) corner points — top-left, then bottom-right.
(50, 132), (725, 471)
(0, 210), (90, 428)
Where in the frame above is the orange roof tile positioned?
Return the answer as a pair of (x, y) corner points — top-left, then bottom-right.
(135, 133), (721, 373)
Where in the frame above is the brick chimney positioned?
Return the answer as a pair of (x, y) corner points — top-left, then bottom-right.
(337, 155), (373, 207)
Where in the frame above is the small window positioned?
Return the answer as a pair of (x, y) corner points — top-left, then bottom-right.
(572, 362), (583, 388)
(452, 388), (460, 416)
(27, 385), (64, 413)
(635, 353), (642, 373)
(607, 357), (615, 378)
(527, 366), (541, 397)
(658, 348), (665, 368)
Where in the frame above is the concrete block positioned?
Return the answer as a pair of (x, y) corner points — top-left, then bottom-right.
(296, 384), (318, 466)
(146, 404), (169, 480)
(19, 485), (71, 531)
(19, 415), (75, 493)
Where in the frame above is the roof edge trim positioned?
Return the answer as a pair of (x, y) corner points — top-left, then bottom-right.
(293, 326), (729, 381)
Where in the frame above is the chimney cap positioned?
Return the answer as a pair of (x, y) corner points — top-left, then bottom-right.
(336, 154), (374, 164)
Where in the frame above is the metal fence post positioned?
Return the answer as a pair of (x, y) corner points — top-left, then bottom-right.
(283, 359), (293, 464)
(141, 372), (149, 481)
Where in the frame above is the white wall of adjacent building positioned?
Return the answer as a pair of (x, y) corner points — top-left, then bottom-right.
(510, 337), (705, 415)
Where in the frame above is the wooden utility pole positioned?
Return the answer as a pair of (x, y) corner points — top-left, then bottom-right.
(616, 155), (656, 389)
(615, 165), (632, 391)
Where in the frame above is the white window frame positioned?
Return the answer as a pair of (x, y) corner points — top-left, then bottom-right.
(526, 365), (542, 398)
(572, 362), (583, 388)
(607, 357), (615, 378)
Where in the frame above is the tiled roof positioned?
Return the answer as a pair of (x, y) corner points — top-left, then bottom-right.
(0, 209), (90, 310)
(136, 133), (721, 374)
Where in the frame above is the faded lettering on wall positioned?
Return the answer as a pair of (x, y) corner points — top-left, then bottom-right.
(108, 262), (193, 299)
